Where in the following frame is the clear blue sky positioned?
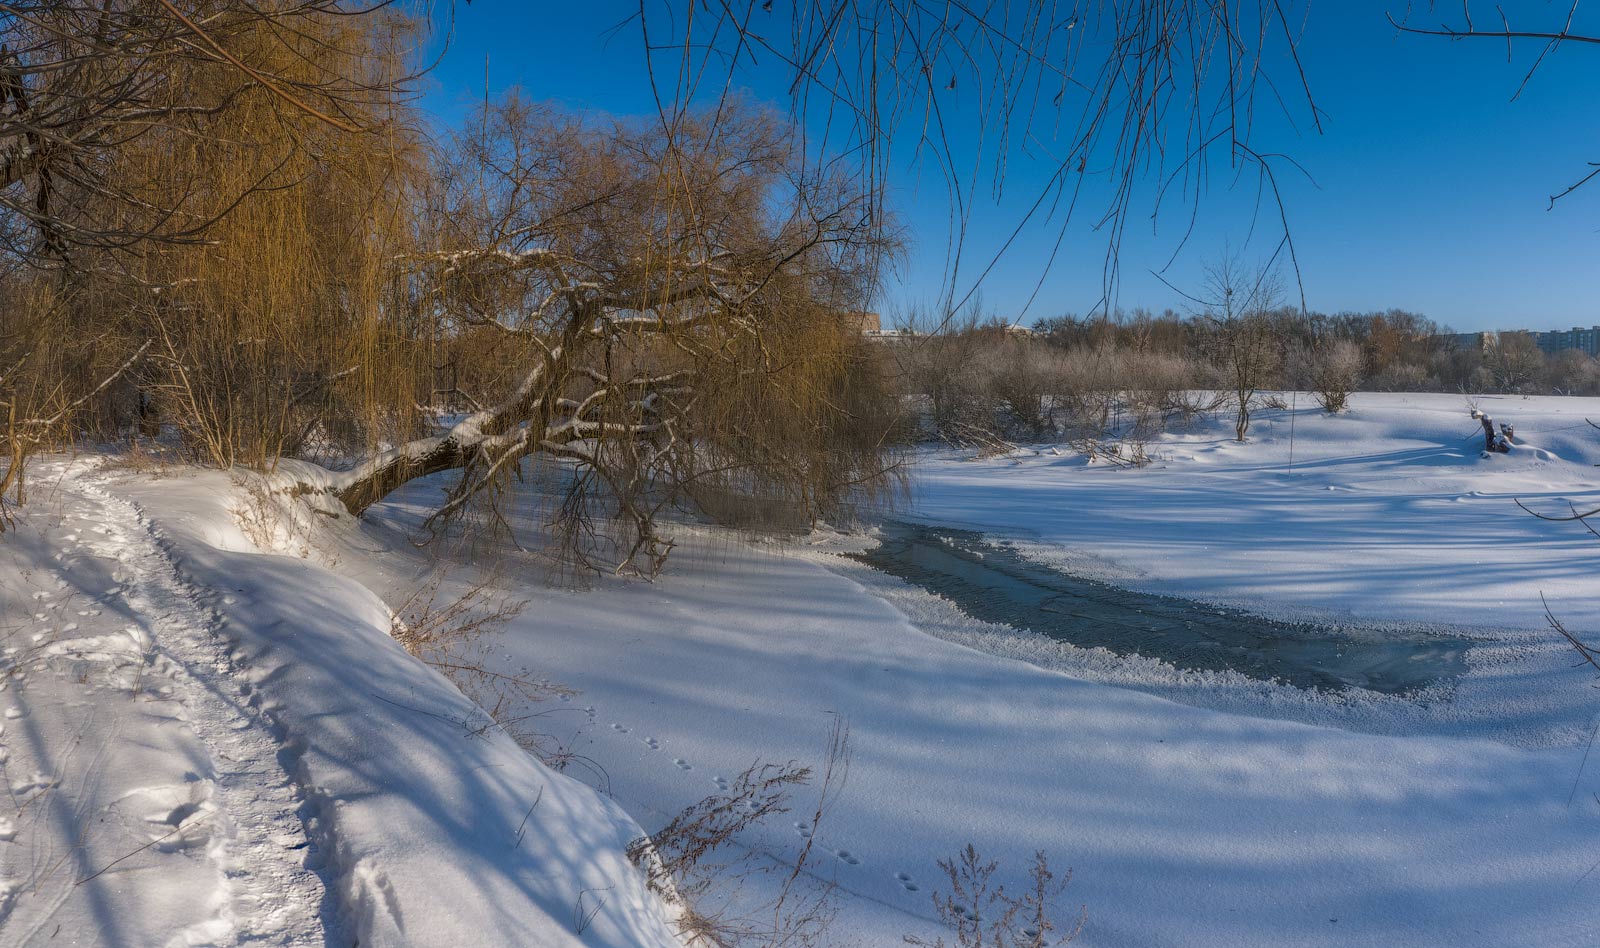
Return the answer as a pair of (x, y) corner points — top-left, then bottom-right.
(419, 2), (1599, 332)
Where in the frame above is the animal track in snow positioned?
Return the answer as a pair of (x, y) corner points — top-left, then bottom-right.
(793, 820), (813, 839)
(895, 871), (919, 892)
(713, 776), (732, 792)
(610, 722), (630, 734)
(673, 757), (692, 771)
(128, 780), (218, 853)
(833, 849), (861, 866)
(642, 737), (661, 750)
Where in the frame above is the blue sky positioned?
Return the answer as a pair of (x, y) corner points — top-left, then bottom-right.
(420, 2), (1599, 332)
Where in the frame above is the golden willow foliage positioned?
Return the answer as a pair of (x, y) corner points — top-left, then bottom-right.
(112, 7), (429, 468)
(3, 3), (429, 518)
(2, 13), (903, 564)
(316, 98), (903, 572)
(0, 6), (430, 483)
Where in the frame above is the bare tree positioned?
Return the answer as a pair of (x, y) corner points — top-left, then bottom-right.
(0, 1), (422, 522)
(1195, 258), (1283, 441)
(1485, 332), (1545, 393)
(0, 1), (412, 264)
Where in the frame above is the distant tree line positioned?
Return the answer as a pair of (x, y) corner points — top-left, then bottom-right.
(888, 277), (1600, 451)
(1031, 308), (1596, 396)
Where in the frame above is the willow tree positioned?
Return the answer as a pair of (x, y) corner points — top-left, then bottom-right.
(302, 100), (901, 574)
(0, 1), (424, 521)
(113, 8), (428, 469)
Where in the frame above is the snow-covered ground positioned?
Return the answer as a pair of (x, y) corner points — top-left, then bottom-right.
(912, 392), (1600, 633)
(3, 391), (1599, 947)
(0, 461), (679, 947)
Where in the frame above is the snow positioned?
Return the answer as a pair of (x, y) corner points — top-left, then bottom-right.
(911, 392), (1600, 632)
(0, 461), (680, 947)
(4, 391), (1599, 947)
(379, 537), (1600, 947)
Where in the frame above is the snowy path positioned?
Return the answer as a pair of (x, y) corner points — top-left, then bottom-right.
(0, 465), (325, 946)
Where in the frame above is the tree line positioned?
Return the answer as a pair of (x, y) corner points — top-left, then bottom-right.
(890, 260), (1600, 452)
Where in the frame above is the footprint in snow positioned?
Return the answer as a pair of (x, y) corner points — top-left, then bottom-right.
(895, 871), (919, 892)
(610, 723), (630, 734)
(713, 776), (731, 792)
(834, 849), (861, 866)
(793, 821), (812, 839)
(673, 758), (692, 771)
(642, 737), (661, 750)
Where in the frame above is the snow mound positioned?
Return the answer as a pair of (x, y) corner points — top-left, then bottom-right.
(114, 470), (681, 948)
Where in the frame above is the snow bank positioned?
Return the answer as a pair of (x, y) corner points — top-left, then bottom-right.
(113, 470), (681, 948)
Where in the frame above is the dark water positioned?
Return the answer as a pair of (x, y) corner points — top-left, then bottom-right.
(851, 522), (1473, 695)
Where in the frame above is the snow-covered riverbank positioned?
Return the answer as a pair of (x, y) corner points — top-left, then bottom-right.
(4, 391), (1598, 947)
(367, 392), (1600, 946)
(0, 463), (680, 948)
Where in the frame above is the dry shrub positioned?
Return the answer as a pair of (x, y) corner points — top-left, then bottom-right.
(1074, 439), (1151, 468)
(906, 846), (1084, 948)
(1, 279), (132, 525)
(1120, 350), (1201, 433)
(388, 575), (597, 776)
(1301, 339), (1363, 412)
(390, 574), (526, 657)
(631, 721), (850, 947)
(1052, 347), (1125, 439)
(231, 478), (320, 561)
(986, 340), (1057, 439)
(632, 762), (810, 904)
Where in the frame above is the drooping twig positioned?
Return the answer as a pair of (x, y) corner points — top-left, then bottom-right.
(1542, 592), (1600, 674)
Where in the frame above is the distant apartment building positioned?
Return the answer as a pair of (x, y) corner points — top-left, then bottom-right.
(843, 311), (882, 334)
(1443, 331), (1496, 352)
(1443, 326), (1600, 357)
(1533, 325), (1600, 357)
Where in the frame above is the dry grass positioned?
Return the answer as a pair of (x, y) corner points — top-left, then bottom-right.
(630, 720), (851, 948)
(387, 573), (606, 779)
(906, 846), (1085, 948)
